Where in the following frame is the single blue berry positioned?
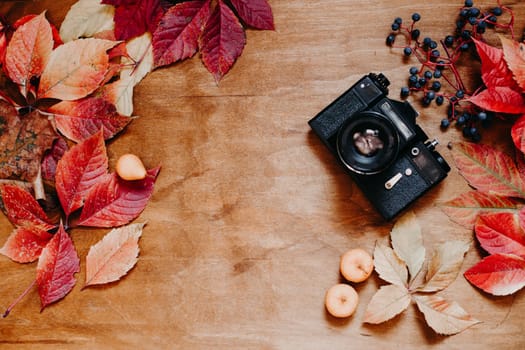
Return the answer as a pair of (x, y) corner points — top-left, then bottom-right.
(433, 70), (442, 79)
(394, 17), (403, 24)
(423, 37), (432, 47)
(461, 30), (471, 40)
(432, 81), (441, 91)
(409, 66), (419, 75)
(436, 95), (444, 105)
(488, 15), (498, 24)
(456, 90), (465, 98)
(411, 29), (421, 40)
(468, 16), (477, 25)
(424, 70), (433, 80)
(429, 41), (438, 49)
(408, 75), (418, 86)
(477, 111), (487, 121)
(460, 42), (470, 51)
(440, 119), (450, 129)
(400, 86), (410, 97)
(392, 22), (400, 31)
(418, 77), (427, 86)
(386, 34), (395, 46)
(444, 35), (455, 47)
(469, 8), (480, 17)
(431, 49), (440, 59)
(404, 47), (413, 56)
(465, 0), (474, 7)
(412, 13), (421, 22)
(492, 7), (502, 16)
(460, 9), (469, 18)
(426, 91), (436, 100)
(457, 115), (466, 125)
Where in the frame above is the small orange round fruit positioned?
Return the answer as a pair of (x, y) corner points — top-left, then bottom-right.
(340, 248), (374, 283)
(324, 283), (359, 318)
(116, 154), (147, 181)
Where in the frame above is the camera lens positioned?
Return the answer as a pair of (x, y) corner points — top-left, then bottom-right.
(336, 111), (399, 174)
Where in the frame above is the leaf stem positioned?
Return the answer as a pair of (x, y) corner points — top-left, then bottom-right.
(3, 279), (37, 318)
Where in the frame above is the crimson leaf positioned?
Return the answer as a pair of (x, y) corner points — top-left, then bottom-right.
(229, 0), (274, 30)
(199, 0), (246, 82)
(152, 0), (211, 68)
(36, 223), (80, 310)
(102, 0), (164, 41)
(55, 130), (108, 217)
(78, 167), (160, 227)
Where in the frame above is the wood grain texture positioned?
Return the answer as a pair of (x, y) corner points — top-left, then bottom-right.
(1, 0), (525, 348)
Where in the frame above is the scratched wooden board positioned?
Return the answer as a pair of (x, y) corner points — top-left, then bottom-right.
(1, 0), (524, 348)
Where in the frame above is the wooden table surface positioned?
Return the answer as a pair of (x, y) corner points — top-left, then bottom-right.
(1, 0), (525, 348)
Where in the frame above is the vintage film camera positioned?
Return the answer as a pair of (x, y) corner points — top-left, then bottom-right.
(308, 73), (450, 220)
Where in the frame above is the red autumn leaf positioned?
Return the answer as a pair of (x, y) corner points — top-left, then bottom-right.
(511, 114), (525, 155)
(4, 12), (53, 98)
(475, 213), (525, 258)
(152, 0), (211, 68)
(464, 253), (525, 296)
(0, 184), (55, 230)
(472, 37), (518, 90)
(451, 142), (525, 198)
(41, 137), (68, 182)
(0, 226), (53, 263)
(467, 87), (525, 114)
(229, 0), (275, 30)
(439, 191), (522, 228)
(38, 38), (118, 100)
(200, 0), (246, 82)
(84, 222), (144, 287)
(36, 223), (80, 310)
(500, 35), (525, 91)
(102, 0), (164, 41)
(55, 130), (108, 217)
(78, 166), (160, 227)
(48, 97), (131, 143)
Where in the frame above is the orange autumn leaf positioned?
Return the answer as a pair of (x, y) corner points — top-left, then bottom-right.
(38, 38), (118, 100)
(4, 12), (53, 98)
(84, 223), (145, 288)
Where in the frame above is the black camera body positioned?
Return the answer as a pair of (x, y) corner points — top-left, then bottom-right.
(309, 73), (450, 220)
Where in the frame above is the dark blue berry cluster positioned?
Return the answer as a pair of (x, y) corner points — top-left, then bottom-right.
(386, 0), (514, 141)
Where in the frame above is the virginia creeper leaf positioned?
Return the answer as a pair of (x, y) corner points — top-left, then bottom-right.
(373, 242), (408, 288)
(229, 0), (275, 30)
(102, 0), (164, 41)
(12, 14), (63, 49)
(451, 142), (525, 198)
(38, 38), (118, 100)
(500, 35), (525, 91)
(413, 294), (480, 335)
(200, 0), (246, 82)
(0, 226), (53, 263)
(464, 253), (525, 296)
(41, 137), (68, 182)
(49, 97), (131, 143)
(0, 184), (55, 230)
(36, 223), (79, 311)
(390, 211), (425, 282)
(60, 0), (115, 42)
(5, 12), (53, 98)
(475, 213), (525, 258)
(418, 241), (470, 293)
(0, 102), (57, 182)
(467, 87), (525, 114)
(511, 114), (525, 155)
(363, 284), (411, 324)
(440, 191), (522, 228)
(84, 222), (144, 287)
(55, 130), (108, 217)
(78, 167), (160, 227)
(152, 0), (211, 68)
(472, 37), (518, 90)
